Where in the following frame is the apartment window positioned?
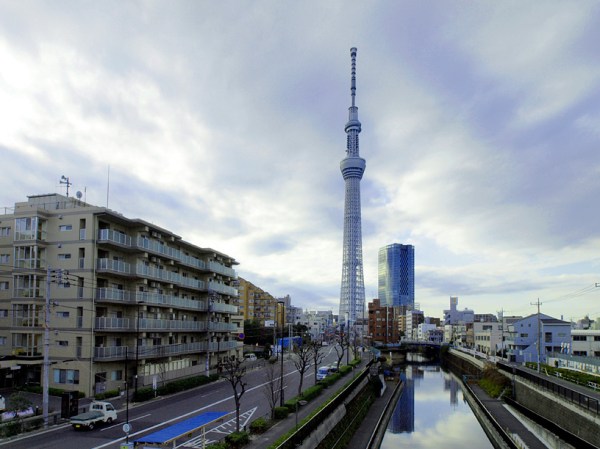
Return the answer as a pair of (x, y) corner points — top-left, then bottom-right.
(573, 335), (586, 341)
(111, 370), (123, 381)
(0, 309), (8, 317)
(544, 332), (552, 343)
(53, 368), (80, 384)
(56, 311), (70, 318)
(0, 254), (9, 264)
(57, 340), (69, 346)
(58, 253), (71, 260)
(594, 336), (600, 341)
(59, 225), (72, 232)
(0, 337), (6, 345)
(519, 333), (528, 338)
(0, 282), (8, 290)
(0, 227), (9, 237)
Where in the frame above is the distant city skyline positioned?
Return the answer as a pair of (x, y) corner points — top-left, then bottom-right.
(1, 3), (599, 320)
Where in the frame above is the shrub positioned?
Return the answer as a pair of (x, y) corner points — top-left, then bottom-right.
(273, 406), (289, 419)
(301, 384), (323, 401)
(318, 372), (341, 387)
(133, 374), (219, 402)
(284, 397), (301, 411)
(225, 431), (250, 448)
(349, 358), (361, 367)
(249, 417), (269, 434)
(339, 365), (352, 376)
(478, 366), (511, 398)
(95, 389), (120, 400)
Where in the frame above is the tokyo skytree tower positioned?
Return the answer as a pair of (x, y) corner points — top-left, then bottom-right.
(339, 47), (366, 327)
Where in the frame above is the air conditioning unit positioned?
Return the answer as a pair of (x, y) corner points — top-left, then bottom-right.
(150, 257), (157, 263)
(149, 282), (157, 288)
(151, 231), (161, 239)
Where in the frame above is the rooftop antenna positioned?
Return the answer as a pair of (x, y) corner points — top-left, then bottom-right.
(60, 176), (72, 197)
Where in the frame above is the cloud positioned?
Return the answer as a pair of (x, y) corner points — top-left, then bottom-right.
(1, 1), (599, 320)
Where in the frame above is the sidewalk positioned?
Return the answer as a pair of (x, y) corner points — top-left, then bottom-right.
(246, 358), (374, 449)
(468, 383), (547, 449)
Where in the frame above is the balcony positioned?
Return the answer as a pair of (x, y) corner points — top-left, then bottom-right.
(98, 229), (133, 247)
(208, 282), (237, 297)
(208, 262), (236, 277)
(97, 258), (132, 275)
(212, 302), (238, 314)
(93, 340), (240, 361)
(208, 322), (239, 332)
(96, 288), (132, 303)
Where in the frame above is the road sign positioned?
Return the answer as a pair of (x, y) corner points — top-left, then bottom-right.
(238, 333), (245, 340)
(122, 422), (131, 434)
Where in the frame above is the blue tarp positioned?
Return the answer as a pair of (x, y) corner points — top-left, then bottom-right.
(134, 411), (229, 445)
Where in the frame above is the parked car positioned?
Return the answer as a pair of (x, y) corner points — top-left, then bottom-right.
(244, 353), (257, 361)
(316, 366), (331, 381)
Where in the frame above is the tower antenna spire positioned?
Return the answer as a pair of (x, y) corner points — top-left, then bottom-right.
(339, 47), (366, 337)
(350, 47), (357, 108)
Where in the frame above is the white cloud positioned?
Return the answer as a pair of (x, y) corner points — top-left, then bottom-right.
(1, 1), (599, 320)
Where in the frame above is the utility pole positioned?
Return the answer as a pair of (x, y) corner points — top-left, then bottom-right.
(531, 299), (542, 373)
(43, 267), (51, 428)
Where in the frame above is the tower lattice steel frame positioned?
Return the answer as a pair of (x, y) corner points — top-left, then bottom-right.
(339, 47), (366, 328)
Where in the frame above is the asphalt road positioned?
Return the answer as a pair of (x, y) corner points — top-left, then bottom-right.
(1, 346), (342, 449)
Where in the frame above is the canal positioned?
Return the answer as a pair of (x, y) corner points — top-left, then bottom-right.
(380, 364), (494, 449)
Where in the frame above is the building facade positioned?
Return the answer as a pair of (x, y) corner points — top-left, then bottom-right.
(0, 193), (241, 396)
(236, 278), (278, 325)
(378, 243), (415, 308)
(506, 313), (571, 364)
(367, 299), (402, 345)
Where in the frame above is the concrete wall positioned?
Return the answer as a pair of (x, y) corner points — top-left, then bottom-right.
(514, 379), (600, 447)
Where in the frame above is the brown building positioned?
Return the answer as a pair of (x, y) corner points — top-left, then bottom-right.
(368, 299), (403, 345)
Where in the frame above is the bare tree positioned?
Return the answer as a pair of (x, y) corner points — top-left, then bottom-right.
(334, 336), (347, 370)
(220, 355), (247, 432)
(262, 362), (281, 419)
(310, 341), (326, 383)
(292, 343), (312, 397)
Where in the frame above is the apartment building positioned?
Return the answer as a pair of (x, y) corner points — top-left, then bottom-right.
(236, 278), (279, 324)
(0, 193), (241, 396)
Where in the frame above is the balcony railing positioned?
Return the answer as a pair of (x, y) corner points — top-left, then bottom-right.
(212, 302), (238, 314)
(208, 282), (237, 297)
(93, 340), (242, 361)
(98, 229), (132, 247)
(96, 231), (236, 280)
(97, 258), (132, 274)
(208, 322), (239, 332)
(208, 261), (236, 277)
(96, 288), (132, 302)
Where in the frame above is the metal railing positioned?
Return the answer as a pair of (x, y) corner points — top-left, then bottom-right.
(497, 362), (600, 416)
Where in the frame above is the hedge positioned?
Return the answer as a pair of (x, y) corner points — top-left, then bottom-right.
(273, 406), (289, 419)
(133, 374), (219, 402)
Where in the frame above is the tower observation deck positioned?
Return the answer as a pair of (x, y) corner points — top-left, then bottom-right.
(339, 47), (366, 330)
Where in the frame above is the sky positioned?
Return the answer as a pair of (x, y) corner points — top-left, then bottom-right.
(1, 1), (600, 322)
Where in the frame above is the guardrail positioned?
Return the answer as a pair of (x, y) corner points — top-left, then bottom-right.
(497, 362), (600, 416)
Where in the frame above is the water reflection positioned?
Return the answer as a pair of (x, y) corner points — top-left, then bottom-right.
(381, 364), (493, 449)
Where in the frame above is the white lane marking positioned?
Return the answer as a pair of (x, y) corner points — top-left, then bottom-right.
(100, 413), (151, 432)
(91, 369), (299, 449)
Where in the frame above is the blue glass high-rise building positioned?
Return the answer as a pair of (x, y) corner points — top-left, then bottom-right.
(378, 243), (415, 308)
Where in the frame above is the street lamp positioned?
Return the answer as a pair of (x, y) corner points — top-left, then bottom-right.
(277, 300), (285, 407)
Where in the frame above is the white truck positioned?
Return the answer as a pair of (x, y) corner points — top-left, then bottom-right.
(70, 401), (117, 430)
